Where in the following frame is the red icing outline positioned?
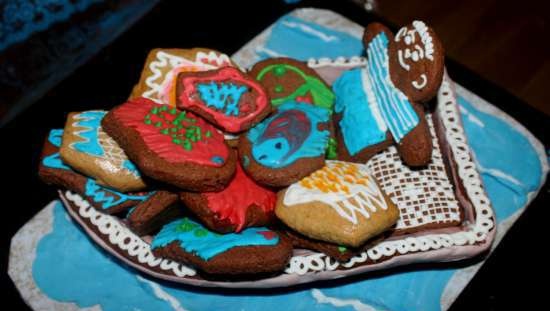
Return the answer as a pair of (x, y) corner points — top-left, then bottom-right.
(113, 97), (229, 167)
(177, 67), (269, 133)
(257, 230), (277, 240)
(203, 162), (276, 232)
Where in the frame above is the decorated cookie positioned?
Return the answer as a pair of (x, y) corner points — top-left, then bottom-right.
(275, 161), (399, 247)
(102, 97), (236, 191)
(238, 101), (332, 187)
(151, 218), (292, 275)
(249, 57), (335, 110)
(180, 162), (276, 233)
(176, 67), (271, 133)
(126, 191), (181, 236)
(130, 48), (234, 106)
(59, 111), (146, 192)
(279, 229), (358, 262)
(39, 129), (153, 214)
(333, 21), (443, 166)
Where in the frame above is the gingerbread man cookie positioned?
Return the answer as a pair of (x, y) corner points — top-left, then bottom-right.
(333, 21), (444, 166)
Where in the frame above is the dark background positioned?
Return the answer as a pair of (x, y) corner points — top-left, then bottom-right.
(1, 1), (548, 310)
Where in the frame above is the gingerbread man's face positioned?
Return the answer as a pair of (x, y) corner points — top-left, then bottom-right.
(388, 21), (444, 102)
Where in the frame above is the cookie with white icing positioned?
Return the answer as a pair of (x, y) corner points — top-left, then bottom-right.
(59, 111), (147, 192)
(151, 217), (292, 275)
(334, 21), (443, 166)
(130, 48), (234, 106)
(275, 161), (399, 247)
(238, 101), (332, 187)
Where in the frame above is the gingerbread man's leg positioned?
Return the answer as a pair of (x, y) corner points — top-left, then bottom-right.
(396, 103), (432, 166)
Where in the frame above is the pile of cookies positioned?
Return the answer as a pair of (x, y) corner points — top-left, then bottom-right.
(39, 21), (445, 276)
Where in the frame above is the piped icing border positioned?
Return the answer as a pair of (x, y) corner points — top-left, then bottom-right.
(63, 190), (196, 278)
(307, 56), (367, 69)
(283, 72), (495, 275)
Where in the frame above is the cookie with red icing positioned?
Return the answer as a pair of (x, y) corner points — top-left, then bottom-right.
(238, 100), (332, 187)
(151, 217), (292, 275)
(102, 97), (236, 191)
(180, 162), (276, 233)
(333, 21), (443, 166)
(175, 67), (271, 133)
(130, 48), (234, 106)
(249, 57), (335, 110)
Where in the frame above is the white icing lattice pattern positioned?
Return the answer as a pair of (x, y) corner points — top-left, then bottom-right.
(64, 191), (196, 278)
(367, 116), (461, 230)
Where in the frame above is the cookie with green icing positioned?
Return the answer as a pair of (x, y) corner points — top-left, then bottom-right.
(151, 218), (292, 275)
(249, 57), (335, 111)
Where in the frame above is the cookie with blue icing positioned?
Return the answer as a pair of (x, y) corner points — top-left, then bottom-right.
(151, 218), (292, 275)
(334, 21), (443, 166)
(59, 111), (147, 192)
(39, 129), (156, 214)
(238, 101), (333, 187)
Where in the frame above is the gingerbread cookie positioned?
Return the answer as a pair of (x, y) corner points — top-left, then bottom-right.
(180, 162), (276, 233)
(59, 111), (146, 192)
(39, 129), (153, 214)
(151, 218), (292, 275)
(238, 101), (332, 187)
(249, 57), (335, 110)
(275, 161), (399, 247)
(130, 48), (234, 106)
(102, 97), (236, 191)
(176, 67), (271, 133)
(126, 191), (181, 236)
(279, 229), (358, 262)
(333, 21), (443, 166)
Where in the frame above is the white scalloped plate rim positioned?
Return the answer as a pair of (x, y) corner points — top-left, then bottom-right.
(55, 69), (497, 288)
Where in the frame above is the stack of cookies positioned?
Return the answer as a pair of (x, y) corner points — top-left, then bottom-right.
(39, 21), (445, 276)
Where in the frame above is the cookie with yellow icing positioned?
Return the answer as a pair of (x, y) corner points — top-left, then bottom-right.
(275, 160), (399, 247)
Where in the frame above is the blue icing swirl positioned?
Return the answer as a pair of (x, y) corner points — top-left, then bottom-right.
(197, 82), (247, 116)
(71, 110), (107, 156)
(333, 68), (387, 155)
(151, 218), (279, 261)
(247, 101), (330, 168)
(84, 179), (151, 210)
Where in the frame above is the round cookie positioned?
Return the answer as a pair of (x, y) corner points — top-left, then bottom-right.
(275, 161), (399, 247)
(151, 218), (292, 275)
(176, 67), (271, 133)
(238, 100), (332, 187)
(102, 97), (236, 192)
(249, 57), (335, 110)
(180, 162), (276, 233)
(59, 111), (146, 192)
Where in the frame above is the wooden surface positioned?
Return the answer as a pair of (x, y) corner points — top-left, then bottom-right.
(363, 0), (550, 115)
